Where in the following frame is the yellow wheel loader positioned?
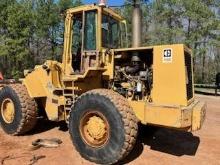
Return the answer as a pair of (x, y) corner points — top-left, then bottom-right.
(0, 3), (206, 164)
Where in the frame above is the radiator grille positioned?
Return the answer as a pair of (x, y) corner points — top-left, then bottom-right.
(185, 52), (193, 100)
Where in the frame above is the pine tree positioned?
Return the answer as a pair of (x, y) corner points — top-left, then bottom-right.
(182, 0), (219, 83)
(0, 0), (34, 78)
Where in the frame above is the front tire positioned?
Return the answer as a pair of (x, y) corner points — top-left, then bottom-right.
(0, 84), (37, 135)
(69, 89), (138, 164)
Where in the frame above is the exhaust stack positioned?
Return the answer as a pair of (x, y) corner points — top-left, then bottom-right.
(132, 2), (142, 47)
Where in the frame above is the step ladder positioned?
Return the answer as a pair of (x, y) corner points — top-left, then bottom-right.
(63, 81), (75, 124)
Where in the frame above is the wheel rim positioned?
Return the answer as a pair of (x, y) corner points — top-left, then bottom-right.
(1, 98), (15, 124)
(79, 111), (110, 148)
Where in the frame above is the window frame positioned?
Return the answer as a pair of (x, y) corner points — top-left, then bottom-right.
(83, 10), (98, 51)
(101, 12), (128, 49)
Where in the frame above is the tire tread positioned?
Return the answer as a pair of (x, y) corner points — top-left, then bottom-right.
(9, 84), (37, 135)
(72, 89), (138, 164)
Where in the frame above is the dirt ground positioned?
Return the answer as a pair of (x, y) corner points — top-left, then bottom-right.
(0, 95), (220, 165)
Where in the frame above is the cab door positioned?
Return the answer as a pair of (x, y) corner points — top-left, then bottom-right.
(71, 10), (98, 74)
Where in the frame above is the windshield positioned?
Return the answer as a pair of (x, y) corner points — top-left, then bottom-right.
(102, 14), (127, 49)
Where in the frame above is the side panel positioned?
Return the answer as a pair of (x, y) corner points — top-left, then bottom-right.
(23, 67), (48, 98)
(130, 100), (191, 128)
(23, 62), (64, 121)
(130, 99), (206, 131)
(192, 101), (206, 131)
(152, 44), (188, 106)
(145, 104), (192, 128)
(23, 61), (63, 98)
(129, 101), (145, 123)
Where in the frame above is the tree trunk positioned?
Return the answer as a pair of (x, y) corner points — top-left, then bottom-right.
(202, 53), (206, 82)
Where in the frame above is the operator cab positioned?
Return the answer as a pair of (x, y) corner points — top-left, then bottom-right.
(64, 5), (127, 75)
(71, 11), (97, 73)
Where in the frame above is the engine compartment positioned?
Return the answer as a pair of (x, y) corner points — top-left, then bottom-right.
(112, 49), (153, 101)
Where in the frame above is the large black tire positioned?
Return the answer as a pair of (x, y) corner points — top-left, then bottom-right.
(69, 89), (138, 164)
(0, 84), (37, 135)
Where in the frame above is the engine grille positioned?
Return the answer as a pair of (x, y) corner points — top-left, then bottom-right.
(185, 52), (193, 100)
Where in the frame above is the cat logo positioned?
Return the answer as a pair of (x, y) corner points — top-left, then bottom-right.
(163, 48), (172, 63)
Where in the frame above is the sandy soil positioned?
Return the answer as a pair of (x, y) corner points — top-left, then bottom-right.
(0, 95), (220, 165)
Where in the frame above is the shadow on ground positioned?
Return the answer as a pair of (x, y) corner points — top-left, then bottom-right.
(25, 119), (200, 164)
(26, 119), (68, 136)
(119, 124), (200, 164)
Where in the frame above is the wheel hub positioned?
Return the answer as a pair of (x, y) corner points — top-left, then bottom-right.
(80, 111), (109, 148)
(1, 98), (15, 123)
(86, 116), (106, 140)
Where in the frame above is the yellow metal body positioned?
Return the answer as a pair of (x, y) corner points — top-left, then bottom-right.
(129, 99), (206, 131)
(21, 4), (206, 131)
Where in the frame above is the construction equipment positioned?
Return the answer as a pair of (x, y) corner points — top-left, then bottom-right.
(0, 1), (206, 164)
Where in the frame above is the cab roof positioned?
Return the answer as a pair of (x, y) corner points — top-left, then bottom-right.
(66, 4), (124, 21)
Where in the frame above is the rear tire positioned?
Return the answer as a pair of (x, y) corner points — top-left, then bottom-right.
(69, 89), (138, 164)
(0, 84), (37, 135)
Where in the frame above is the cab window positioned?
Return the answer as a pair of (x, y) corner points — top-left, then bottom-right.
(102, 14), (120, 49)
(72, 13), (83, 72)
(84, 11), (96, 50)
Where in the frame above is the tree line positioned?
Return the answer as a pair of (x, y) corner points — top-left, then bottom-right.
(0, 0), (82, 78)
(120, 0), (220, 84)
(0, 0), (219, 84)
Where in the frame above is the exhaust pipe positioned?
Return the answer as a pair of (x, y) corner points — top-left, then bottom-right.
(131, 1), (142, 65)
(132, 2), (142, 47)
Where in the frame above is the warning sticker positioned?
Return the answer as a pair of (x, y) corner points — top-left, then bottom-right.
(163, 48), (172, 63)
